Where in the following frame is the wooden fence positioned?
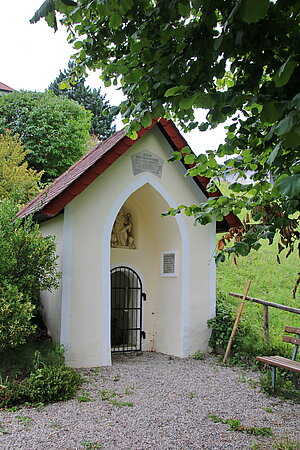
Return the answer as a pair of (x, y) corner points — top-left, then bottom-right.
(229, 292), (300, 343)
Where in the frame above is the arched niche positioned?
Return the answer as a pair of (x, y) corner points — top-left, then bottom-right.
(109, 182), (188, 357)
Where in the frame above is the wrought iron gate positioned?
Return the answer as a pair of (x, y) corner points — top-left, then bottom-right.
(111, 266), (143, 352)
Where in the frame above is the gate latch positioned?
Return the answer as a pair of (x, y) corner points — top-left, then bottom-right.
(142, 292), (146, 301)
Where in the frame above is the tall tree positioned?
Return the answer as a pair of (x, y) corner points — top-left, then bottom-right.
(49, 61), (118, 139)
(31, 0), (300, 293)
(0, 90), (92, 182)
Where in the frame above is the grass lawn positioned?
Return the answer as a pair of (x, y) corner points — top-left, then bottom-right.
(216, 233), (299, 346)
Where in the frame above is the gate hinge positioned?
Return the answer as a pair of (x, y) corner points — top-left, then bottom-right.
(142, 292), (146, 301)
(141, 331), (146, 339)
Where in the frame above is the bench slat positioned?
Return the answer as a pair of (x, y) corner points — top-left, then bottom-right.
(285, 326), (300, 335)
(257, 356), (300, 374)
(282, 335), (300, 346)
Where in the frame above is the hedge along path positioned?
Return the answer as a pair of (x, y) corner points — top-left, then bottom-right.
(223, 280), (252, 364)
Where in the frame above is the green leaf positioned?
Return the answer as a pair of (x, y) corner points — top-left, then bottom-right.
(261, 102), (282, 123)
(55, 0), (76, 14)
(45, 11), (58, 30)
(178, 2), (191, 17)
(152, 103), (165, 118)
(30, 0), (56, 27)
(73, 41), (83, 49)
(191, 0), (202, 11)
(273, 58), (297, 88)
(140, 111), (153, 128)
(179, 96), (195, 110)
(198, 122), (209, 132)
(276, 112), (297, 136)
(129, 120), (141, 132)
(184, 154), (195, 164)
(58, 80), (70, 90)
(291, 93), (300, 110)
(194, 93), (216, 109)
(276, 175), (300, 197)
(130, 68), (143, 83)
(164, 85), (188, 97)
(239, 0), (270, 24)
(235, 242), (250, 256)
(109, 13), (122, 29)
(182, 146), (191, 154)
(169, 151), (182, 162)
(266, 144), (280, 166)
(215, 253), (226, 265)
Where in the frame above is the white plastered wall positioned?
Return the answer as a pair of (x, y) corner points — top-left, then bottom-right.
(41, 125), (216, 367)
(39, 215), (64, 343)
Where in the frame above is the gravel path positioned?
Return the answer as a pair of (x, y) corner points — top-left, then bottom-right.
(0, 352), (299, 450)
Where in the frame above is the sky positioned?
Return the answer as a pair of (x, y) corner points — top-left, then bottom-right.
(0, 1), (227, 153)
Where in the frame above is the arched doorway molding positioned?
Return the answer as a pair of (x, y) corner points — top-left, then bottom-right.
(111, 262), (145, 287)
(101, 173), (190, 365)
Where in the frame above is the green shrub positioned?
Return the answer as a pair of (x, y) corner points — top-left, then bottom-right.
(0, 198), (60, 352)
(0, 199), (60, 306)
(0, 340), (65, 380)
(192, 350), (205, 360)
(25, 365), (82, 403)
(0, 365), (82, 407)
(207, 291), (247, 353)
(0, 283), (36, 351)
(260, 369), (300, 402)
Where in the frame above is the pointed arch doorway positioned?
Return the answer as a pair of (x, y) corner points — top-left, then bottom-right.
(104, 177), (190, 363)
(111, 266), (143, 352)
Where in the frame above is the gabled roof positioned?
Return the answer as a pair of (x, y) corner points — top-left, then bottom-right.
(0, 82), (14, 92)
(18, 118), (241, 232)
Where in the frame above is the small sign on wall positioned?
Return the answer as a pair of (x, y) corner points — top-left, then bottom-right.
(161, 251), (177, 277)
(131, 150), (164, 178)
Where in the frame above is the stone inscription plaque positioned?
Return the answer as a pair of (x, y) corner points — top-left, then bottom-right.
(131, 150), (164, 178)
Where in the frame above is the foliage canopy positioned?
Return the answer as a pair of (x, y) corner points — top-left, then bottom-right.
(49, 61), (118, 139)
(0, 90), (92, 182)
(32, 0), (299, 293)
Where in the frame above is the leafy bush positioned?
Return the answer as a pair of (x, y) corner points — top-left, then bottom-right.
(0, 340), (65, 380)
(0, 283), (36, 351)
(207, 291), (247, 353)
(0, 198), (60, 352)
(25, 365), (83, 403)
(260, 370), (300, 403)
(0, 199), (60, 306)
(192, 350), (205, 360)
(0, 365), (82, 407)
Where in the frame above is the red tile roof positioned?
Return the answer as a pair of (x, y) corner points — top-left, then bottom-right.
(18, 118), (241, 231)
(0, 82), (14, 92)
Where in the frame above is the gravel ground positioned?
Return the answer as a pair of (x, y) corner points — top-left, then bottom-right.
(0, 352), (299, 450)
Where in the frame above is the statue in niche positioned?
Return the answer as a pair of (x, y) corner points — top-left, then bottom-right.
(111, 208), (136, 249)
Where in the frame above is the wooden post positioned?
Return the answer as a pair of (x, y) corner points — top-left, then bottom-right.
(263, 305), (270, 343)
(223, 280), (251, 364)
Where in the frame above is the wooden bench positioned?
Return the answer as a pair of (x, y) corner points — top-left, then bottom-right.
(256, 326), (300, 393)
